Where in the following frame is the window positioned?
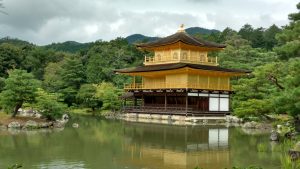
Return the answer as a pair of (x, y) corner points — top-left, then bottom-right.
(182, 52), (188, 60)
(156, 54), (161, 61)
(200, 53), (205, 62)
(173, 52), (178, 60)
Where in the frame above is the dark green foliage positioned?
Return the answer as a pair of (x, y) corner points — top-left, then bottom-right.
(288, 2), (300, 22)
(43, 41), (93, 53)
(34, 88), (67, 120)
(273, 59), (300, 119)
(0, 43), (23, 77)
(61, 57), (85, 89)
(274, 2), (299, 60)
(86, 38), (144, 85)
(0, 77), (5, 92)
(58, 57), (85, 106)
(21, 48), (64, 80)
(218, 34), (277, 70)
(263, 24), (281, 50)
(0, 69), (40, 117)
(0, 37), (31, 46)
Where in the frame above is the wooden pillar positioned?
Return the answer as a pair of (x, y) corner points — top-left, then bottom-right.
(142, 93), (144, 107)
(133, 76), (136, 89)
(164, 92), (167, 110)
(186, 92), (188, 116)
(134, 98), (137, 107)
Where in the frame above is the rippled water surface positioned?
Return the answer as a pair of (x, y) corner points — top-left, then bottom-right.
(0, 116), (282, 169)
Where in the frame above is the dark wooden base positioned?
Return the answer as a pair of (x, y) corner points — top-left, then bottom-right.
(122, 106), (229, 117)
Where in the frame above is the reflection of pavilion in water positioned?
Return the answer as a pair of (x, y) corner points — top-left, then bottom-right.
(119, 122), (230, 169)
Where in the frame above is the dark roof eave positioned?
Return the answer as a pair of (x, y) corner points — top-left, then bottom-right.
(115, 63), (251, 74)
(136, 40), (226, 49)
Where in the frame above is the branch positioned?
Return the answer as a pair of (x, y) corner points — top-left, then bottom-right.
(267, 74), (284, 90)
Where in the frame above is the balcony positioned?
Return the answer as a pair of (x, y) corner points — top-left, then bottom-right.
(144, 55), (218, 66)
(124, 82), (230, 91)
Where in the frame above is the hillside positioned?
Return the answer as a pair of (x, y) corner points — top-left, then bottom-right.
(125, 27), (220, 44)
(125, 34), (160, 44)
(185, 27), (220, 35)
(43, 41), (93, 53)
(0, 37), (33, 46)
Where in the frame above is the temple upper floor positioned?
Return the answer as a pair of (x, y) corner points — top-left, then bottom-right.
(144, 48), (218, 66)
(137, 25), (225, 66)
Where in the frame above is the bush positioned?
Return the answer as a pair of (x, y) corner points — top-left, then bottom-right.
(34, 88), (67, 120)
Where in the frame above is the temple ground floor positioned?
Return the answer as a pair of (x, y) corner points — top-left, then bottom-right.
(122, 89), (231, 117)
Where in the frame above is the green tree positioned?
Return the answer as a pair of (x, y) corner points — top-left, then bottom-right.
(0, 43), (23, 77)
(218, 34), (277, 70)
(43, 61), (64, 92)
(34, 88), (67, 120)
(61, 57), (85, 89)
(274, 2), (300, 60)
(219, 27), (237, 43)
(0, 69), (40, 117)
(77, 84), (102, 111)
(273, 58), (300, 119)
(238, 24), (254, 42)
(60, 57), (85, 106)
(95, 82), (122, 111)
(263, 24), (281, 50)
(21, 48), (63, 79)
(85, 38), (144, 85)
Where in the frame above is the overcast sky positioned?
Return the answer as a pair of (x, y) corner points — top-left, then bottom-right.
(0, 0), (298, 45)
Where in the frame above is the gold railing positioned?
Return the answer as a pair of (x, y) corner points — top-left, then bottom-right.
(124, 82), (230, 91)
(144, 55), (218, 66)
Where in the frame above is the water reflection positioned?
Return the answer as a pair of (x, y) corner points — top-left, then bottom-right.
(0, 117), (282, 169)
(120, 122), (230, 169)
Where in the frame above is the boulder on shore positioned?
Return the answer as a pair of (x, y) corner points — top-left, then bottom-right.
(23, 120), (38, 129)
(53, 122), (65, 128)
(242, 121), (258, 129)
(270, 130), (280, 141)
(72, 123), (79, 128)
(8, 121), (21, 128)
(226, 115), (242, 123)
(38, 122), (53, 128)
(289, 141), (300, 161)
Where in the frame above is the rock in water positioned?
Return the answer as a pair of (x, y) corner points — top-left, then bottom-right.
(53, 122), (65, 128)
(289, 141), (300, 161)
(39, 122), (53, 128)
(23, 120), (38, 129)
(8, 122), (21, 128)
(270, 130), (279, 141)
(72, 123), (79, 128)
(243, 121), (258, 129)
(0, 125), (7, 130)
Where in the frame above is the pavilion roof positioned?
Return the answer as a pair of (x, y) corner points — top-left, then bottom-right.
(115, 63), (251, 74)
(136, 31), (226, 49)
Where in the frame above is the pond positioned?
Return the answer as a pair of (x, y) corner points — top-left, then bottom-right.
(0, 116), (283, 169)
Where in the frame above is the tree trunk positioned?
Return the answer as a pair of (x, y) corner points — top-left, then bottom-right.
(12, 102), (23, 118)
(295, 117), (300, 132)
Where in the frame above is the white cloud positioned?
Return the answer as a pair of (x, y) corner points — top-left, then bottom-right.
(0, 0), (298, 45)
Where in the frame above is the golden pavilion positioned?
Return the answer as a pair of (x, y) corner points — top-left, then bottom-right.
(115, 25), (249, 116)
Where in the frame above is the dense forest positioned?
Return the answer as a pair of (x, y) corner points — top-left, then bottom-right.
(0, 3), (299, 121)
